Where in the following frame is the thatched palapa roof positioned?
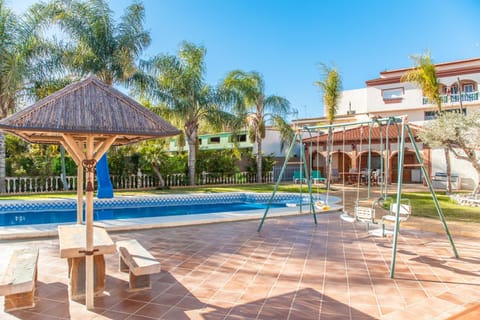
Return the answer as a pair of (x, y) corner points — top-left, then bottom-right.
(0, 75), (180, 145)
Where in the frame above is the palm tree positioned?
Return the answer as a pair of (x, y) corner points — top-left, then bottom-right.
(33, 0), (151, 194)
(401, 51), (452, 193)
(314, 63), (342, 188)
(131, 41), (236, 185)
(222, 70), (292, 183)
(34, 0), (151, 86)
(0, 1), (53, 192)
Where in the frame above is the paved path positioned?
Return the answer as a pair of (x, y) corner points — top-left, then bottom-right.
(0, 207), (479, 319)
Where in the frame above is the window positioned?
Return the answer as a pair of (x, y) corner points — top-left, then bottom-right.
(463, 84), (474, 93)
(424, 111), (436, 120)
(382, 88), (404, 103)
(424, 108), (466, 120)
(236, 134), (247, 142)
(209, 137), (220, 144)
(229, 134), (247, 143)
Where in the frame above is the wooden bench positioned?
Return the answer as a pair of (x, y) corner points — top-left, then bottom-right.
(0, 247), (39, 312)
(116, 239), (161, 291)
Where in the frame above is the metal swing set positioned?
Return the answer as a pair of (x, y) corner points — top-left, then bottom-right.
(257, 116), (459, 278)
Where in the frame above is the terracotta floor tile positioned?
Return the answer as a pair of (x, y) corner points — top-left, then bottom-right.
(1, 209), (479, 319)
(134, 302), (172, 318)
(150, 292), (187, 307)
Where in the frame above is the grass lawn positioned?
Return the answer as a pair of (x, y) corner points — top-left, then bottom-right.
(0, 184), (478, 223)
(401, 192), (480, 223)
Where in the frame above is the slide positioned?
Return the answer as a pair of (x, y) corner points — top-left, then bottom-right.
(96, 153), (114, 198)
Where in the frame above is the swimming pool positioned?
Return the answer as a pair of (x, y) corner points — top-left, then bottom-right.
(0, 201), (289, 226)
(0, 192), (341, 239)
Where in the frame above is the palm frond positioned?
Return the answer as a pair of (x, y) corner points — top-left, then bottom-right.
(401, 51), (441, 111)
(315, 63), (342, 124)
(272, 115), (295, 152)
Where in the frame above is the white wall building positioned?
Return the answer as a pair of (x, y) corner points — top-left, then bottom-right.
(338, 58), (480, 123)
(296, 57), (480, 190)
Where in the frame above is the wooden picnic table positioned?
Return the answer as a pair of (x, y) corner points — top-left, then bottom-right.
(58, 224), (116, 299)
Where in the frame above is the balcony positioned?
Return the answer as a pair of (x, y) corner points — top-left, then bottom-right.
(422, 91), (479, 105)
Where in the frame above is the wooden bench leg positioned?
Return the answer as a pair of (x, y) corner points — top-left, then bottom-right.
(119, 256), (129, 273)
(68, 255), (106, 299)
(128, 272), (151, 291)
(4, 290), (35, 312)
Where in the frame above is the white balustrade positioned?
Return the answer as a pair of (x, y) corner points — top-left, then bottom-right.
(2, 171), (273, 194)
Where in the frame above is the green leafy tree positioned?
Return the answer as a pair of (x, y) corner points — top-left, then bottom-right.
(108, 145), (137, 176)
(222, 70), (292, 183)
(131, 41), (235, 185)
(401, 51), (453, 193)
(196, 150), (239, 175)
(136, 139), (171, 187)
(245, 151), (275, 180)
(315, 63), (342, 187)
(5, 135), (32, 176)
(419, 111), (480, 196)
(29, 144), (58, 177)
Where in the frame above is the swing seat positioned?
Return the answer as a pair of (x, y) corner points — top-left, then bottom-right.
(381, 199), (411, 236)
(354, 197), (392, 233)
(315, 200), (330, 211)
(340, 212), (356, 223)
(354, 200), (377, 233)
(354, 199), (377, 223)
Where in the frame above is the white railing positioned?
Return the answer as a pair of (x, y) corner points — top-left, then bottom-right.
(2, 171), (274, 194)
(422, 91), (479, 105)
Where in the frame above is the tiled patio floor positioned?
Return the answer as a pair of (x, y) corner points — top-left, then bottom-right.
(1, 211), (479, 319)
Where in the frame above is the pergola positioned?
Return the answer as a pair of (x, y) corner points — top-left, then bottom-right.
(0, 75), (180, 309)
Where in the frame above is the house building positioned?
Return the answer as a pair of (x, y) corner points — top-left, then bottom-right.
(295, 57), (480, 190)
(167, 128), (289, 171)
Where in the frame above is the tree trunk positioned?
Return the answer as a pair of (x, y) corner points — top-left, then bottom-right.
(0, 132), (5, 193)
(325, 127), (333, 190)
(445, 148), (452, 194)
(471, 160), (480, 198)
(60, 145), (68, 190)
(187, 140), (196, 185)
(473, 178), (480, 198)
(151, 164), (165, 187)
(256, 133), (263, 183)
(185, 125), (197, 186)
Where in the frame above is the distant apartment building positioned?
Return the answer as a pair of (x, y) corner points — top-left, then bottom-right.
(167, 128), (289, 171)
(338, 57), (480, 122)
(295, 57), (480, 190)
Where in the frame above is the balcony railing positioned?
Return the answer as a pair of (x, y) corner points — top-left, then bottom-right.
(422, 91), (479, 105)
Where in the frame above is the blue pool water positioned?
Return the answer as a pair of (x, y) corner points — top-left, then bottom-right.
(0, 201), (286, 226)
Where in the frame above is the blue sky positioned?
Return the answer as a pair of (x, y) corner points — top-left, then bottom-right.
(10, 0), (480, 119)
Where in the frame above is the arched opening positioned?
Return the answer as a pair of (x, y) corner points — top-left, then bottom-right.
(331, 151), (351, 183)
(312, 151), (326, 177)
(356, 151), (382, 171)
(390, 150), (421, 183)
